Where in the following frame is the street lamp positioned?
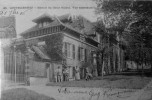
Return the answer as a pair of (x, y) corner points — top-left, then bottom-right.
(25, 47), (34, 85)
(14, 45), (16, 83)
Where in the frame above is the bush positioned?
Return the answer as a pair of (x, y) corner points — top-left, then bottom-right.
(1, 88), (56, 100)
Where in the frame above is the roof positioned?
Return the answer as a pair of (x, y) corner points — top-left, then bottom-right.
(32, 45), (63, 62)
(58, 14), (96, 36)
(32, 46), (50, 60)
(32, 13), (54, 23)
(21, 13), (95, 35)
(20, 13), (99, 43)
(21, 18), (62, 35)
(58, 14), (71, 21)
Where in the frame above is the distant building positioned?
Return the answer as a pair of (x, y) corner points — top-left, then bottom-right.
(18, 13), (101, 82)
(0, 16), (16, 39)
(0, 16), (25, 85)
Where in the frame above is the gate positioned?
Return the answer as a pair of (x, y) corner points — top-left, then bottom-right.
(4, 50), (26, 83)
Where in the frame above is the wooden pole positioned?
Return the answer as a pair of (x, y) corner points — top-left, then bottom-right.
(14, 46), (17, 83)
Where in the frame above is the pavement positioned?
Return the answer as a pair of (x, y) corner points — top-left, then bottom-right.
(2, 80), (152, 100)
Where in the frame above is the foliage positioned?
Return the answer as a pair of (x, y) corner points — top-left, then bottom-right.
(126, 17), (152, 64)
(95, 0), (132, 14)
(44, 33), (64, 61)
(95, 0), (152, 66)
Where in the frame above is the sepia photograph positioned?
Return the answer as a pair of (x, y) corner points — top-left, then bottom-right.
(0, 0), (152, 100)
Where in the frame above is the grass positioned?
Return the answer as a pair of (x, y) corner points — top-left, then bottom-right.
(46, 75), (152, 89)
(1, 88), (56, 100)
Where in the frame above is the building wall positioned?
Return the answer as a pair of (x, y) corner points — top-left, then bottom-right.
(30, 61), (47, 77)
(62, 33), (98, 79)
(29, 61), (62, 84)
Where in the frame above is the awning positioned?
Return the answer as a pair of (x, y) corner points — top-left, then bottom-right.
(32, 46), (50, 60)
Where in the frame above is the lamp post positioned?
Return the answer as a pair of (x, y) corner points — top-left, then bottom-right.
(25, 47), (34, 85)
(14, 45), (16, 83)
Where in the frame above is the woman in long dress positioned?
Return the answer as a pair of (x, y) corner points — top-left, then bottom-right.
(75, 66), (80, 80)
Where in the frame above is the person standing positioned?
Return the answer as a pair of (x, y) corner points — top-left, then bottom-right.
(63, 68), (69, 81)
(65, 68), (69, 81)
(55, 66), (62, 82)
(75, 66), (80, 80)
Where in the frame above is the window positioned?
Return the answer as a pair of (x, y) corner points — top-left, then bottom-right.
(85, 49), (87, 62)
(81, 48), (85, 61)
(43, 22), (46, 27)
(64, 42), (71, 58)
(35, 31), (38, 36)
(72, 44), (75, 59)
(78, 47), (81, 60)
(93, 53), (97, 65)
(56, 26), (59, 32)
(52, 26), (55, 32)
(90, 51), (94, 64)
(44, 29), (47, 34)
(78, 47), (85, 61)
(47, 22), (49, 26)
(38, 30), (41, 36)
(43, 22), (49, 27)
(80, 35), (85, 41)
(97, 33), (101, 43)
(49, 27), (52, 33)
(64, 42), (67, 57)
(43, 29), (45, 35)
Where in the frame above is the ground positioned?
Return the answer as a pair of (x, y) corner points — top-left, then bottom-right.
(1, 70), (152, 100)
(47, 75), (151, 89)
(1, 88), (56, 100)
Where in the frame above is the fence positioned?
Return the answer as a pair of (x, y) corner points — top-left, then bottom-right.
(4, 50), (26, 83)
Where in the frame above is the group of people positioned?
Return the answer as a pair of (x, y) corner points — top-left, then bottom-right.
(55, 66), (81, 82)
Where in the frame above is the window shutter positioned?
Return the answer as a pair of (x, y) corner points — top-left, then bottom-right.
(91, 51), (93, 63)
(85, 49), (87, 62)
(82, 48), (85, 61)
(64, 42), (67, 57)
(72, 44), (75, 59)
(78, 47), (80, 60)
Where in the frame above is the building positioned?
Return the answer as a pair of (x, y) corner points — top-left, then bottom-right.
(0, 16), (16, 39)
(0, 16), (25, 85)
(18, 13), (101, 82)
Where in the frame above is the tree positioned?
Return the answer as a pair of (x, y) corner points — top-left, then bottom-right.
(95, 20), (119, 76)
(95, 0), (152, 74)
(95, 0), (132, 74)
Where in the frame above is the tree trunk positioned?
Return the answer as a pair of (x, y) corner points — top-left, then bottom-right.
(101, 60), (105, 78)
(137, 63), (139, 70)
(113, 46), (116, 73)
(142, 63), (144, 76)
(151, 63), (152, 73)
(117, 32), (121, 72)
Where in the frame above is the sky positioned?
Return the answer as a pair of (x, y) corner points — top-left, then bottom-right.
(0, 0), (98, 36)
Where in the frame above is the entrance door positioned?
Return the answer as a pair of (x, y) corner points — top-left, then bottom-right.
(46, 63), (50, 82)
